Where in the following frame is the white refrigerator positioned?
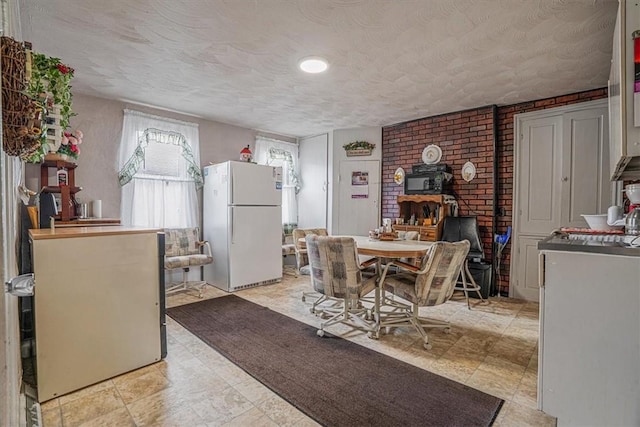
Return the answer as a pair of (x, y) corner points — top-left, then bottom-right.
(203, 161), (283, 292)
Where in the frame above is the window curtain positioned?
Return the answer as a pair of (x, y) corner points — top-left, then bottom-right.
(254, 137), (299, 225)
(117, 110), (201, 228)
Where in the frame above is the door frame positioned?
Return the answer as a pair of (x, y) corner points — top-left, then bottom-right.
(509, 99), (619, 299)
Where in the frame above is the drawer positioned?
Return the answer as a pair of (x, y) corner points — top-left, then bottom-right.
(419, 228), (437, 241)
(392, 225), (421, 232)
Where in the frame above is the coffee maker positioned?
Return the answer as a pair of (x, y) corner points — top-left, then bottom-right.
(624, 184), (640, 235)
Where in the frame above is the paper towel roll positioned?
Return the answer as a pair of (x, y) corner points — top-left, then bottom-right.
(92, 200), (102, 219)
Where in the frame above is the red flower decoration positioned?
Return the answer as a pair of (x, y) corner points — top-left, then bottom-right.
(57, 64), (70, 74)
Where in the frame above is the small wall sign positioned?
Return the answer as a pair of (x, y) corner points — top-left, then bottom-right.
(343, 141), (375, 157)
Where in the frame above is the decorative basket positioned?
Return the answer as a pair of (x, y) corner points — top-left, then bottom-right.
(1, 36), (44, 160)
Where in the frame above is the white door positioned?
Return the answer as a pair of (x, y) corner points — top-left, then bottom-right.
(230, 162), (280, 206)
(518, 116), (564, 236)
(562, 107), (610, 227)
(229, 205), (282, 289)
(512, 100), (611, 301)
(298, 134), (328, 228)
(514, 236), (545, 300)
(337, 160), (380, 236)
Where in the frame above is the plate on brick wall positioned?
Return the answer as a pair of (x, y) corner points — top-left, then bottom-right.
(394, 167), (405, 185)
(422, 145), (442, 164)
(462, 161), (476, 182)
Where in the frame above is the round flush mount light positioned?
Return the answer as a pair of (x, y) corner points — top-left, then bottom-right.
(298, 56), (329, 73)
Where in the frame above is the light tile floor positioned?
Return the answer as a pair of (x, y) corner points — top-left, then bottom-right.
(40, 275), (556, 426)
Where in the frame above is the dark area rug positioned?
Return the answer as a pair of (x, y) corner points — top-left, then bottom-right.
(167, 295), (503, 427)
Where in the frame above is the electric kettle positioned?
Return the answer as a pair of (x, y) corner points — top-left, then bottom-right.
(626, 207), (640, 235)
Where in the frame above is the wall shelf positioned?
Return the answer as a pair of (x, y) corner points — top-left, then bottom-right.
(40, 159), (80, 221)
(393, 194), (453, 241)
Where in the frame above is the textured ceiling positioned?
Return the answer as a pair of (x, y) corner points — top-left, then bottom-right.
(19, 0), (618, 138)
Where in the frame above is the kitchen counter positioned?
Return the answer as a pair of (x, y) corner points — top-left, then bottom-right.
(538, 232), (640, 256)
(30, 226), (160, 240)
(53, 218), (122, 227)
(29, 226), (165, 402)
(537, 245), (640, 425)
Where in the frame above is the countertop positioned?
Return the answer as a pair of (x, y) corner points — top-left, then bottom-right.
(538, 232), (640, 257)
(55, 218), (121, 227)
(29, 226), (162, 240)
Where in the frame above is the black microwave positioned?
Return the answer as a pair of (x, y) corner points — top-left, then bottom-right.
(404, 171), (453, 195)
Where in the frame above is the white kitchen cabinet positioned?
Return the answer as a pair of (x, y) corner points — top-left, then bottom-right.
(609, 0), (640, 180)
(538, 249), (640, 426)
(512, 100), (611, 300)
(30, 227), (165, 402)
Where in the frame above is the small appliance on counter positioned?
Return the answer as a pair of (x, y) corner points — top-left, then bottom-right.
(404, 164), (453, 195)
(624, 183), (640, 235)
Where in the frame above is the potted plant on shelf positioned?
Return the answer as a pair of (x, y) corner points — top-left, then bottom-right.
(343, 141), (375, 157)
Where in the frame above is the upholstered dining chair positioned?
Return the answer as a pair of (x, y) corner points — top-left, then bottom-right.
(306, 235), (377, 337)
(375, 240), (470, 350)
(293, 228), (330, 312)
(164, 228), (213, 298)
(292, 228), (329, 276)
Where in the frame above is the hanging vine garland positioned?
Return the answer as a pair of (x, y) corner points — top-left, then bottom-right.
(1, 36), (44, 160)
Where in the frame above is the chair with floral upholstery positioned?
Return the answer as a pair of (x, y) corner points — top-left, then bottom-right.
(306, 235), (377, 337)
(164, 228), (213, 297)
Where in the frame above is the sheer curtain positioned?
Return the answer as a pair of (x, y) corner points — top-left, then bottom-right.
(117, 110), (202, 228)
(254, 137), (299, 226)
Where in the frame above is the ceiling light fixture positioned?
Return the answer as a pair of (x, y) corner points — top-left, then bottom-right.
(298, 56), (329, 74)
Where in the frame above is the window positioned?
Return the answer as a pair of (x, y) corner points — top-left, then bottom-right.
(117, 110), (202, 228)
(254, 137), (299, 227)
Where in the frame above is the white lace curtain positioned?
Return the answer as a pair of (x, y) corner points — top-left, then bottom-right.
(254, 137), (299, 225)
(117, 110), (201, 228)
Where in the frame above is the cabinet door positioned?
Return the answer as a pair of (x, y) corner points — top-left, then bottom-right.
(518, 116), (564, 235)
(540, 250), (640, 425)
(298, 133), (328, 228)
(513, 235), (543, 301)
(562, 107), (611, 227)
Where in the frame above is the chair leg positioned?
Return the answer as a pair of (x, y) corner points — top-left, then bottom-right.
(166, 267), (207, 298)
(454, 260), (486, 310)
(317, 298), (374, 337)
(377, 297), (451, 350)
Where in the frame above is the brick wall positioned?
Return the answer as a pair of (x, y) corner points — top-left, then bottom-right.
(382, 88), (608, 296)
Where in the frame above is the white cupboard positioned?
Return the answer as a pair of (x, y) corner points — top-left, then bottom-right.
(538, 249), (640, 426)
(512, 100), (611, 300)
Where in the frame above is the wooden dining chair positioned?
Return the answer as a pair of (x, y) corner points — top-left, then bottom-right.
(305, 235), (377, 337)
(375, 240), (470, 349)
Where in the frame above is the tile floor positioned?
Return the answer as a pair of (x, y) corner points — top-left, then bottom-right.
(39, 274), (556, 426)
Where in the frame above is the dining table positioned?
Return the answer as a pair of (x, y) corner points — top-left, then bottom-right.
(301, 235), (434, 336)
(349, 235), (433, 259)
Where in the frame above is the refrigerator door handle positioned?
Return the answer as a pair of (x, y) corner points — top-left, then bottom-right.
(538, 252), (545, 288)
(231, 207), (235, 244)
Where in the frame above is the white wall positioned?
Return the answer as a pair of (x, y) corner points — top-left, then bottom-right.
(329, 127), (382, 234)
(25, 93), (295, 219)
